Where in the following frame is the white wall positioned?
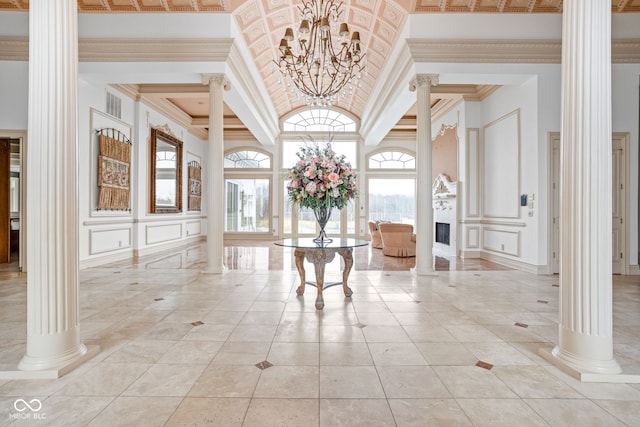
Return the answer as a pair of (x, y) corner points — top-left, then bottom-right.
(77, 81), (208, 267)
(0, 61), (28, 129)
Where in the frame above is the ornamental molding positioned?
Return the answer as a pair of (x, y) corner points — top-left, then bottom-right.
(2, 37), (639, 64)
(433, 173), (457, 200)
(0, 37), (234, 62)
(407, 38), (640, 64)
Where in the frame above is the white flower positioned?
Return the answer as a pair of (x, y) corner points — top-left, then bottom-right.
(305, 181), (317, 195)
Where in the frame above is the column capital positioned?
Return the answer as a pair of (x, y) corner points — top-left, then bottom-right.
(202, 73), (231, 91)
(409, 74), (439, 92)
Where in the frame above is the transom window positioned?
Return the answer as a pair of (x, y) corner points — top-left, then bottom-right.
(283, 109), (356, 132)
(368, 150), (415, 169)
(224, 150), (271, 169)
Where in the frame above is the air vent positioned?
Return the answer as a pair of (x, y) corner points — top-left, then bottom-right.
(106, 91), (122, 119)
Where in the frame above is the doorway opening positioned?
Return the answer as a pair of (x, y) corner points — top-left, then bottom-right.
(0, 133), (24, 272)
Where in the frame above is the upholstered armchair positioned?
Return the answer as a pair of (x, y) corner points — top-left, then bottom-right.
(378, 223), (416, 257)
(368, 221), (383, 249)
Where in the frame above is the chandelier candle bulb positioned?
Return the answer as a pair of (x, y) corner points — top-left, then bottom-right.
(339, 23), (349, 37)
(284, 28), (294, 41)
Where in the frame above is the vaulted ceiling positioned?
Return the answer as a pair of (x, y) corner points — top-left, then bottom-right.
(2, 0), (638, 137)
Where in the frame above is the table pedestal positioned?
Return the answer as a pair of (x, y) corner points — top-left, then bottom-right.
(293, 247), (354, 310)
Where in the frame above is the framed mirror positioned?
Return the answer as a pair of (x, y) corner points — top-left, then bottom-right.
(149, 127), (183, 213)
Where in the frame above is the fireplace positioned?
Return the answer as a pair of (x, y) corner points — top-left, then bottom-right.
(433, 173), (457, 256)
(435, 222), (450, 245)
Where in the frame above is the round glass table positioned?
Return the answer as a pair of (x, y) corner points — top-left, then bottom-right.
(274, 238), (369, 309)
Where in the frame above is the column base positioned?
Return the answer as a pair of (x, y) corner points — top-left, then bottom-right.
(0, 345), (100, 380)
(539, 347), (639, 383)
(412, 267), (437, 276)
(201, 265), (228, 274)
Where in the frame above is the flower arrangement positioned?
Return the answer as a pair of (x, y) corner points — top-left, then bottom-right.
(286, 140), (358, 211)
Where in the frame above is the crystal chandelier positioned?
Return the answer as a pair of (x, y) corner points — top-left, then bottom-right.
(274, 0), (367, 107)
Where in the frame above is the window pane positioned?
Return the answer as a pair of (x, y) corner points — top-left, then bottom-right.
(283, 181), (292, 234)
(368, 151), (415, 169)
(298, 207), (316, 234)
(368, 178), (415, 227)
(346, 201), (356, 234)
(324, 208), (340, 235)
(224, 179), (270, 232)
(283, 108), (356, 132)
(224, 150), (271, 169)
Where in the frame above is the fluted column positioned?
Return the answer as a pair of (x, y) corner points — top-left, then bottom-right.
(550, 0), (621, 376)
(202, 74), (230, 274)
(18, 0), (93, 373)
(410, 74), (438, 275)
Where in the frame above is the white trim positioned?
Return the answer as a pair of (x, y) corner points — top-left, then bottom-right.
(480, 251), (540, 274)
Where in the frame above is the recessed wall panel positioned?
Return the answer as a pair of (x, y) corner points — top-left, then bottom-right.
(90, 227), (131, 254)
(146, 223), (182, 245)
(466, 128), (480, 218)
(482, 109), (520, 218)
(186, 220), (201, 237)
(482, 228), (519, 256)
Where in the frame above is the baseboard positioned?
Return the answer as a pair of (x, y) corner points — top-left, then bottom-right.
(480, 251), (543, 274)
(80, 249), (134, 269)
(628, 264), (640, 275)
(459, 250), (481, 258)
(133, 235), (204, 258)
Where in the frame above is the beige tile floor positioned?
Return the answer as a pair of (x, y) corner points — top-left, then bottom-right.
(0, 241), (639, 426)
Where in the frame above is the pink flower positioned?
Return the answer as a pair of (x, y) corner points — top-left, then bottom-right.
(328, 172), (339, 182)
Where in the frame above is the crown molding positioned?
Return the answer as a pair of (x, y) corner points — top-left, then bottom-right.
(407, 38), (562, 63)
(612, 39), (640, 63)
(0, 36), (234, 62)
(109, 84), (141, 101)
(407, 38), (640, 64)
(79, 38), (233, 62)
(5, 36), (638, 65)
(0, 37), (28, 61)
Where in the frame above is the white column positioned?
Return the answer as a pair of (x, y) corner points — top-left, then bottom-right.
(18, 0), (94, 374)
(550, 0), (621, 376)
(410, 74), (438, 275)
(202, 74), (230, 274)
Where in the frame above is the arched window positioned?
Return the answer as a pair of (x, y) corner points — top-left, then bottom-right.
(224, 149), (271, 169)
(283, 108), (356, 132)
(281, 108), (358, 238)
(367, 150), (415, 170)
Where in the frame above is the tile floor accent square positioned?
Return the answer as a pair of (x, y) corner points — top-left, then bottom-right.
(475, 361), (494, 370)
(255, 360), (273, 370)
